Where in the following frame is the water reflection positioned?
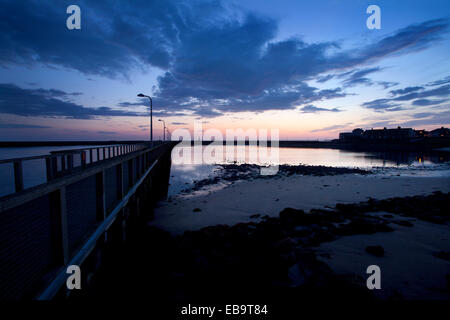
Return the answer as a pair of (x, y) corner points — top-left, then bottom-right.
(168, 146), (450, 196)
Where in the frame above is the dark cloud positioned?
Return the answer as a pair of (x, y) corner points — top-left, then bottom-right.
(391, 84), (450, 101)
(366, 110), (450, 128)
(0, 0), (177, 77)
(300, 105), (342, 113)
(321, 67), (398, 89)
(427, 76), (450, 86)
(361, 99), (404, 112)
(0, 83), (146, 119)
(0, 1), (448, 116)
(400, 110), (450, 127)
(316, 74), (334, 83)
(97, 131), (117, 134)
(411, 112), (435, 118)
(362, 84), (450, 111)
(171, 122), (188, 125)
(378, 81), (399, 89)
(0, 123), (51, 129)
(341, 67), (382, 87)
(354, 19), (449, 62)
(389, 86), (424, 96)
(157, 17), (448, 113)
(412, 98), (448, 106)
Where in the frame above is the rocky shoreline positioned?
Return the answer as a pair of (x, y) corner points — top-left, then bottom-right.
(183, 163), (370, 194)
(165, 191), (449, 301)
(88, 191), (450, 303)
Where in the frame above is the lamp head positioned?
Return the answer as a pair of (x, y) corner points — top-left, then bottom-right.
(137, 93), (145, 97)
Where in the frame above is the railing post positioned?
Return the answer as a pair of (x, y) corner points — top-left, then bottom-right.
(128, 159), (134, 186)
(67, 154), (74, 171)
(96, 170), (106, 222)
(51, 156), (58, 177)
(117, 163), (123, 200)
(103, 147), (106, 160)
(13, 161), (24, 192)
(49, 187), (69, 265)
(89, 149), (93, 164)
(46, 157), (54, 182)
(61, 155), (66, 172)
(97, 148), (100, 162)
(81, 151), (86, 167)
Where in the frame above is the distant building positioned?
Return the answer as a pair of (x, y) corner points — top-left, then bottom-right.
(338, 132), (355, 141)
(430, 127), (450, 138)
(363, 127), (415, 141)
(414, 129), (428, 138)
(352, 128), (364, 136)
(336, 126), (449, 142)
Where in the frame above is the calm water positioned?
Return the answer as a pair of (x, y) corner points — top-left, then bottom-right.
(168, 145), (450, 196)
(0, 145), (109, 197)
(1, 145), (449, 198)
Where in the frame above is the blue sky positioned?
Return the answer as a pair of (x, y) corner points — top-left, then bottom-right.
(0, 0), (449, 140)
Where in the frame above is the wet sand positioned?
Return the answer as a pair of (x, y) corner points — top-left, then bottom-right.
(151, 174), (450, 235)
(317, 212), (450, 299)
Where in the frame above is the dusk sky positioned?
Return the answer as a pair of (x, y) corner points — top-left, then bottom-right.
(0, 0), (449, 141)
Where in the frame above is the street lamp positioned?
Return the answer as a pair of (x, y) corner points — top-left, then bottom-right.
(158, 119), (166, 141)
(165, 127), (171, 141)
(137, 93), (152, 145)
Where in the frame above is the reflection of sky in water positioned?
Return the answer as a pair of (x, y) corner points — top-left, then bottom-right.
(168, 146), (450, 197)
(168, 163), (219, 196)
(0, 145), (112, 197)
(1, 145), (448, 198)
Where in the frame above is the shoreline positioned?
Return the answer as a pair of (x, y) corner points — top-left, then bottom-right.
(88, 165), (450, 301)
(152, 172), (450, 235)
(91, 190), (450, 301)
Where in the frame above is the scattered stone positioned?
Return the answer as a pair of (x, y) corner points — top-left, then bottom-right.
(180, 163), (371, 194)
(392, 220), (413, 227)
(446, 274), (450, 290)
(146, 192), (449, 302)
(433, 251), (450, 262)
(365, 245), (385, 257)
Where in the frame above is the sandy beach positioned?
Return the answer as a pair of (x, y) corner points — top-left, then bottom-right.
(317, 213), (450, 299)
(151, 174), (450, 235)
(146, 170), (450, 300)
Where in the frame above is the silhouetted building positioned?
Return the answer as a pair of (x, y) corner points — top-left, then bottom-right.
(339, 132), (356, 141)
(430, 127), (450, 138)
(336, 126), (446, 142)
(414, 129), (429, 138)
(352, 128), (364, 136)
(363, 127), (415, 140)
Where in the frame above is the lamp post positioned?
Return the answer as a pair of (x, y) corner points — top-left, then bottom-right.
(165, 127), (170, 141)
(137, 93), (152, 145)
(158, 119), (166, 141)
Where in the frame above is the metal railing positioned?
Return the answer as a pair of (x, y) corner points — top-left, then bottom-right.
(0, 143), (157, 195)
(0, 141), (176, 300)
